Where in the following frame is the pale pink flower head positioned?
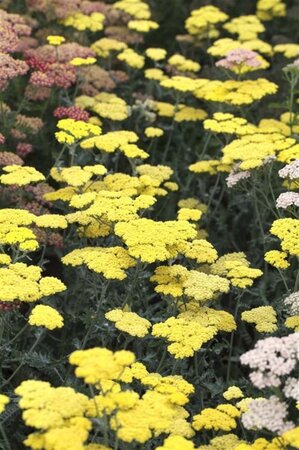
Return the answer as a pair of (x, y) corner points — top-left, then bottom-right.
(284, 292), (299, 316)
(242, 396), (294, 434)
(240, 333), (299, 389)
(276, 192), (299, 209)
(226, 169), (251, 188)
(216, 48), (262, 72)
(279, 159), (299, 180)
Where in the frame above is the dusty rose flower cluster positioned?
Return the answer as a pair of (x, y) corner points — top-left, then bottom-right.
(16, 142), (33, 158)
(54, 106), (90, 122)
(0, 53), (29, 90)
(240, 333), (299, 388)
(0, 152), (24, 166)
(26, 0), (109, 19)
(0, 9), (31, 53)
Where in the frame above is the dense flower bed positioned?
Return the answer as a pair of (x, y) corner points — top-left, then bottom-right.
(0, 0), (298, 449)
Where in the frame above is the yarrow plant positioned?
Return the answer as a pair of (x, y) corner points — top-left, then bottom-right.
(0, 0), (298, 449)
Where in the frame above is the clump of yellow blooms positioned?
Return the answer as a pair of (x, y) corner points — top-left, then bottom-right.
(69, 347), (135, 385)
(223, 386), (244, 401)
(152, 307), (235, 358)
(223, 15), (265, 41)
(267, 219), (299, 265)
(193, 78), (278, 106)
(28, 305), (64, 330)
(211, 253), (263, 288)
(0, 165), (45, 186)
(274, 43), (299, 58)
(105, 309), (151, 337)
(50, 164), (107, 187)
(0, 394), (9, 413)
(175, 105), (208, 122)
(55, 118), (101, 145)
(46, 35), (65, 46)
(161, 76), (200, 93)
(15, 380), (91, 449)
(115, 218), (197, 263)
(61, 12), (105, 32)
(145, 127), (164, 138)
(285, 316), (299, 331)
(203, 113), (257, 136)
(257, 0), (286, 21)
(118, 48), (145, 69)
(62, 247), (136, 280)
(264, 250), (290, 269)
(128, 19), (159, 33)
(208, 38), (273, 57)
(69, 57), (96, 66)
(145, 47), (167, 61)
(156, 435), (197, 450)
(193, 404), (241, 431)
(91, 38), (127, 58)
(241, 306), (278, 333)
(0, 263), (66, 303)
(76, 93), (129, 122)
(185, 6), (228, 39)
(168, 54), (201, 73)
(113, 0), (151, 19)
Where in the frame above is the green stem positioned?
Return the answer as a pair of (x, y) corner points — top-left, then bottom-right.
(0, 423), (11, 450)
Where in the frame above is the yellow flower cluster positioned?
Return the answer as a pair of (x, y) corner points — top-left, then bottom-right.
(28, 305), (64, 330)
(113, 0), (151, 19)
(55, 118), (101, 145)
(128, 19), (159, 33)
(118, 48), (145, 69)
(145, 127), (164, 138)
(0, 209), (67, 252)
(145, 47), (167, 61)
(76, 93), (129, 122)
(91, 37), (127, 58)
(223, 386), (244, 401)
(208, 38), (273, 57)
(264, 250), (290, 269)
(152, 307), (235, 358)
(115, 218), (197, 263)
(241, 306), (278, 333)
(168, 54), (200, 73)
(268, 218), (299, 261)
(0, 394), (9, 413)
(257, 0), (286, 21)
(50, 164), (107, 187)
(156, 435), (197, 450)
(62, 247), (136, 280)
(211, 253), (263, 288)
(105, 309), (151, 337)
(0, 165), (45, 186)
(185, 6), (228, 39)
(223, 15), (265, 41)
(0, 263), (66, 303)
(61, 12), (105, 32)
(193, 404), (241, 431)
(16, 380), (90, 450)
(193, 78), (278, 106)
(46, 35), (65, 46)
(285, 316), (299, 331)
(203, 113), (256, 136)
(69, 347), (135, 385)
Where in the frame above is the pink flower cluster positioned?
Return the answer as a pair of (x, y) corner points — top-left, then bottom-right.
(0, 53), (29, 91)
(54, 106), (90, 122)
(26, 0), (109, 19)
(279, 159), (299, 180)
(0, 9), (31, 53)
(276, 191), (299, 209)
(226, 168), (251, 188)
(216, 49), (262, 71)
(242, 396), (294, 434)
(29, 63), (76, 89)
(240, 333), (299, 388)
(284, 292), (299, 315)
